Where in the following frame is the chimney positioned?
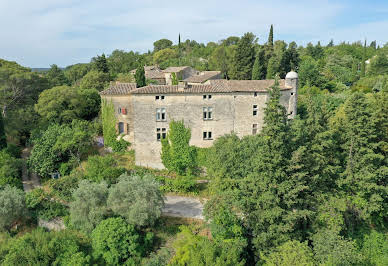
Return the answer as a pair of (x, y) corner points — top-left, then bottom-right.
(178, 81), (188, 92)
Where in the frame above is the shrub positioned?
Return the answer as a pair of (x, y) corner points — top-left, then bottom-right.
(0, 186), (25, 231)
(25, 188), (68, 220)
(262, 240), (314, 266)
(0, 150), (22, 189)
(46, 173), (79, 202)
(91, 217), (153, 265)
(83, 155), (125, 184)
(70, 180), (109, 233)
(107, 173), (164, 227)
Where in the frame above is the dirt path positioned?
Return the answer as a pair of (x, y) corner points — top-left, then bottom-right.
(163, 196), (204, 220)
(21, 148), (41, 192)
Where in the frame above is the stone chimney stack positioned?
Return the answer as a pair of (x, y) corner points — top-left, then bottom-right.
(285, 71), (298, 118)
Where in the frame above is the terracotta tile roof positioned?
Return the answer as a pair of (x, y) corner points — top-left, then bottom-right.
(130, 79), (288, 94)
(146, 70), (165, 79)
(162, 66), (191, 73)
(183, 71), (221, 83)
(100, 82), (137, 95)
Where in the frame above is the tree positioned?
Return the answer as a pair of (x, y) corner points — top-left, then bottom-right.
(28, 121), (95, 178)
(79, 70), (110, 91)
(70, 180), (109, 233)
(369, 52), (388, 76)
(266, 40), (287, 78)
(107, 173), (164, 227)
(360, 230), (388, 265)
(153, 48), (178, 65)
(361, 40), (367, 77)
(161, 120), (197, 175)
(64, 63), (90, 85)
(252, 47), (266, 79)
(91, 217), (153, 265)
(35, 85), (100, 123)
(171, 72), (179, 85)
(312, 229), (362, 265)
(153, 39), (173, 52)
(135, 64), (146, 88)
(94, 54), (109, 73)
(0, 185), (25, 231)
(262, 240), (314, 266)
(0, 150), (22, 189)
(46, 64), (69, 88)
(0, 114), (6, 149)
(267, 24), (274, 47)
(210, 46), (231, 78)
(230, 32), (256, 80)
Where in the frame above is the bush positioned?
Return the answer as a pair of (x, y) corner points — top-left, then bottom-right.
(107, 174), (164, 227)
(0, 186), (25, 231)
(83, 155), (126, 184)
(46, 173), (79, 202)
(262, 240), (314, 266)
(5, 144), (21, 158)
(91, 217), (153, 265)
(155, 175), (198, 194)
(0, 150), (22, 189)
(25, 188), (68, 220)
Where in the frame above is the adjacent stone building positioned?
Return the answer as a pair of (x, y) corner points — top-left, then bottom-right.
(100, 71), (298, 169)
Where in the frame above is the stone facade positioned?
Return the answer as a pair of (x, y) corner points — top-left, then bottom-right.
(100, 72), (298, 169)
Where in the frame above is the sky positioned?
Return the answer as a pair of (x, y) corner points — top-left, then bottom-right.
(0, 0), (387, 68)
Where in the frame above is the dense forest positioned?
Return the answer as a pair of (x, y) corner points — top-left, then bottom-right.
(0, 26), (387, 265)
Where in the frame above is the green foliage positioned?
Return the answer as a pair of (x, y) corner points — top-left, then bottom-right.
(262, 240), (314, 266)
(83, 155), (126, 184)
(312, 229), (362, 265)
(46, 64), (69, 88)
(25, 188), (68, 220)
(171, 72), (178, 85)
(107, 173), (164, 227)
(153, 48), (178, 66)
(155, 175), (198, 194)
(79, 70), (110, 91)
(360, 230), (388, 265)
(94, 54), (109, 73)
(0, 185), (25, 231)
(64, 63), (90, 85)
(1, 228), (91, 265)
(135, 64), (146, 87)
(368, 51), (388, 76)
(91, 217), (153, 265)
(0, 150), (22, 189)
(153, 39), (173, 52)
(70, 180), (109, 233)
(0, 115), (6, 150)
(28, 120), (95, 178)
(161, 120), (197, 175)
(252, 47), (266, 79)
(35, 85), (100, 123)
(230, 32), (256, 80)
(170, 226), (246, 266)
(46, 173), (79, 202)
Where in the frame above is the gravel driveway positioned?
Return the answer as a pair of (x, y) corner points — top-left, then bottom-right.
(163, 196), (204, 219)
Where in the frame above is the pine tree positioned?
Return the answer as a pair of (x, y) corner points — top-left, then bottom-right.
(96, 54), (109, 73)
(361, 40), (367, 77)
(135, 64), (146, 87)
(252, 47), (266, 79)
(327, 39), (334, 47)
(0, 114), (6, 150)
(230, 32), (256, 80)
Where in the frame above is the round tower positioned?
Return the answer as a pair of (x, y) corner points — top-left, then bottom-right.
(285, 71), (298, 118)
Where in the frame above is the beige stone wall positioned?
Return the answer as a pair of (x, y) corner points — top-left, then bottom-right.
(101, 95), (134, 143)
(132, 88), (295, 169)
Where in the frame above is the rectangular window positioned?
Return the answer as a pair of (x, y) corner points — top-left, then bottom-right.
(155, 96), (160, 100)
(203, 95), (207, 99)
(208, 95), (212, 99)
(155, 95), (165, 100)
(203, 107), (213, 120)
(252, 124), (258, 135)
(118, 107), (122, 114)
(254, 92), (258, 97)
(161, 95), (165, 100)
(156, 128), (167, 141)
(156, 108), (166, 121)
(291, 92), (294, 96)
(203, 131), (213, 140)
(253, 105), (258, 116)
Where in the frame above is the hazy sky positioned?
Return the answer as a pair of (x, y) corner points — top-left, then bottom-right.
(1, 0), (387, 67)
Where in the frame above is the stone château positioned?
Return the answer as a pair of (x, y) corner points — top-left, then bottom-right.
(100, 70), (298, 169)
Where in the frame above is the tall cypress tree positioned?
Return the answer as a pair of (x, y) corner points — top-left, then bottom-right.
(268, 24), (274, 47)
(252, 47), (266, 79)
(135, 64), (146, 87)
(96, 54), (109, 73)
(0, 114), (6, 150)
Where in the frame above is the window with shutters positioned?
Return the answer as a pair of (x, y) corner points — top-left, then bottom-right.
(118, 107), (122, 114)
(203, 107), (213, 120)
(156, 108), (166, 121)
(156, 128), (167, 141)
(121, 108), (127, 115)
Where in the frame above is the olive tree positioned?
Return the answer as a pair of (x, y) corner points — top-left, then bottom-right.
(0, 185), (25, 231)
(107, 174), (164, 227)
